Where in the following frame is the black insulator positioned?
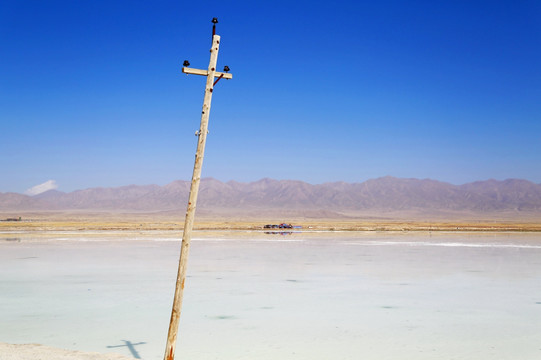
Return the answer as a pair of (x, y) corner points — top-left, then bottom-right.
(183, 60), (190, 67)
(223, 65), (230, 72)
(212, 17), (218, 24)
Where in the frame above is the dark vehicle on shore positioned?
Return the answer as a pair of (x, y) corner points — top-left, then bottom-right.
(264, 223), (294, 229)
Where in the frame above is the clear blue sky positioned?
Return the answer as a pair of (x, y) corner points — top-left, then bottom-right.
(1, 0), (540, 193)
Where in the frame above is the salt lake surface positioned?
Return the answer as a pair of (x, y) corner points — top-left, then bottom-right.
(1, 231), (541, 359)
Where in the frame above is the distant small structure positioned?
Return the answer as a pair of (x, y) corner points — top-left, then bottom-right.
(2, 217), (21, 222)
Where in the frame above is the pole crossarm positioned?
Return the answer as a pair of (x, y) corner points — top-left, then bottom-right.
(182, 67), (233, 79)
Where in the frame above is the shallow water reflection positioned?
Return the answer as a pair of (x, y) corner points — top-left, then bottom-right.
(1, 232), (540, 360)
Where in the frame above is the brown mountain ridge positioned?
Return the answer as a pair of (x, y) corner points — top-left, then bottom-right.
(2, 177), (541, 220)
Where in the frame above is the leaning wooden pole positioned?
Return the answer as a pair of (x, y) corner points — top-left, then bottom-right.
(163, 33), (221, 360)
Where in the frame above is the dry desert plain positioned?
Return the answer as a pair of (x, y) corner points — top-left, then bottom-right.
(1, 210), (541, 232)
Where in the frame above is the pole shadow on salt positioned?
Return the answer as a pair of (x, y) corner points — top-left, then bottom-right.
(107, 340), (146, 359)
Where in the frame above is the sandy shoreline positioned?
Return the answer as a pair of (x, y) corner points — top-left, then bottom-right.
(0, 342), (131, 360)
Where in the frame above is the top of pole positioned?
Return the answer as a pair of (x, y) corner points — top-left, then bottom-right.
(212, 17), (218, 39)
(181, 19), (233, 82)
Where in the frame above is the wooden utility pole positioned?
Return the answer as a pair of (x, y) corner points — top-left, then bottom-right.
(164, 18), (232, 360)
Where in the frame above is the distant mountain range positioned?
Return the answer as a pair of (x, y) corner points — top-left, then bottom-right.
(2, 177), (541, 220)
